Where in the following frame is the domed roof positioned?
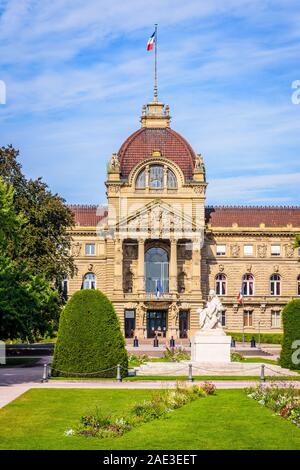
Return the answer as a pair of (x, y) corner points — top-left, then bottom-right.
(117, 102), (197, 180)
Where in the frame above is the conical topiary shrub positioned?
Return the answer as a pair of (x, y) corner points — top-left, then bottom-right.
(52, 289), (128, 378)
(280, 299), (300, 370)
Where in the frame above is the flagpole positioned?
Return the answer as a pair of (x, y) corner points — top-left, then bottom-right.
(154, 24), (158, 101)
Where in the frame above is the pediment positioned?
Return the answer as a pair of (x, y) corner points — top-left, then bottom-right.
(116, 200), (203, 240)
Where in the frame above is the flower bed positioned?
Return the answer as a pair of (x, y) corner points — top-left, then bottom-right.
(246, 385), (300, 428)
(65, 383), (216, 439)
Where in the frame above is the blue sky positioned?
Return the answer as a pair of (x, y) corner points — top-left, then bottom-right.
(0, 0), (300, 206)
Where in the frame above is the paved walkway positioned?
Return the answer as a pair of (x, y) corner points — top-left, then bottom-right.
(1, 379), (300, 409)
(0, 357), (298, 410)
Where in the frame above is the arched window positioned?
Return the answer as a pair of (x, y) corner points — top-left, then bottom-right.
(149, 165), (164, 188)
(83, 273), (96, 289)
(136, 169), (146, 188)
(298, 274), (300, 296)
(135, 165), (177, 189)
(145, 247), (169, 294)
(242, 273), (254, 296)
(167, 169), (177, 188)
(270, 274), (281, 296)
(215, 273), (227, 295)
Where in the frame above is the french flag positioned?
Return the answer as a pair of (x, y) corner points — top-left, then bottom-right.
(237, 288), (243, 305)
(156, 279), (163, 298)
(147, 31), (156, 51)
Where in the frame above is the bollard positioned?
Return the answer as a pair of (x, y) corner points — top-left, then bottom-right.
(188, 363), (193, 383)
(170, 336), (175, 348)
(153, 335), (159, 347)
(41, 363), (48, 383)
(260, 364), (265, 382)
(116, 364), (122, 383)
(133, 336), (139, 348)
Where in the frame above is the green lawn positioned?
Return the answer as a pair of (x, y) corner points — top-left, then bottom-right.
(0, 389), (300, 450)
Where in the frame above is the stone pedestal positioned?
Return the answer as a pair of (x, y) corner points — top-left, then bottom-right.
(191, 330), (231, 363)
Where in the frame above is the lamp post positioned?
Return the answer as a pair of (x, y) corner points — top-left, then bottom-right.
(258, 320), (261, 348)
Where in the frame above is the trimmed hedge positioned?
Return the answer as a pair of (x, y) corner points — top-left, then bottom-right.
(52, 289), (128, 378)
(280, 299), (300, 370)
(227, 332), (282, 345)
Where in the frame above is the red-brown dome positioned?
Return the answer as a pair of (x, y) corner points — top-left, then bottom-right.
(118, 127), (197, 179)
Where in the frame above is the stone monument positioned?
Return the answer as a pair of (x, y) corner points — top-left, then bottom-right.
(191, 290), (231, 362)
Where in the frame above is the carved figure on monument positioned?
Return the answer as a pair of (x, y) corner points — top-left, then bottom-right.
(230, 244), (240, 258)
(71, 242), (81, 257)
(257, 244), (267, 258)
(110, 153), (120, 170)
(197, 289), (223, 331)
(285, 243), (294, 258)
(194, 154), (204, 171)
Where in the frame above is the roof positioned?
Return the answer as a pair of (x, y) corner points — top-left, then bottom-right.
(205, 206), (300, 228)
(70, 204), (300, 228)
(117, 127), (197, 179)
(69, 205), (107, 227)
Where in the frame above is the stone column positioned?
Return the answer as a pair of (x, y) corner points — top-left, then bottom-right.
(114, 238), (123, 294)
(191, 238), (201, 292)
(137, 239), (145, 293)
(170, 238), (177, 293)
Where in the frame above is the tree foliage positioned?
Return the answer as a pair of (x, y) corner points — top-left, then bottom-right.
(0, 145), (76, 340)
(52, 290), (128, 378)
(0, 145), (75, 284)
(0, 178), (59, 341)
(280, 299), (300, 370)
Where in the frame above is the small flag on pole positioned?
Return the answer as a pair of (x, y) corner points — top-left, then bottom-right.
(147, 31), (156, 51)
(156, 279), (163, 299)
(237, 287), (243, 305)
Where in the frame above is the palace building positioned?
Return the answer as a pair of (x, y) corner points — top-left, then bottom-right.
(67, 98), (300, 339)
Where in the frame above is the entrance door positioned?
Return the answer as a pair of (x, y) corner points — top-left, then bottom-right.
(147, 310), (167, 338)
(179, 310), (189, 338)
(124, 309), (135, 338)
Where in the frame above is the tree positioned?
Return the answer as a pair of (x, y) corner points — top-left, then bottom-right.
(52, 290), (128, 378)
(0, 146), (76, 286)
(280, 299), (300, 370)
(0, 178), (59, 341)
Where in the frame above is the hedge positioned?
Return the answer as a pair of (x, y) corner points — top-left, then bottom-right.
(280, 299), (300, 370)
(52, 289), (128, 378)
(227, 332), (282, 345)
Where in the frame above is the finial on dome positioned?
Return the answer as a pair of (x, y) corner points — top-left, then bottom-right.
(140, 102), (171, 128)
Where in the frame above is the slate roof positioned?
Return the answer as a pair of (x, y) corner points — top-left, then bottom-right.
(118, 128), (197, 179)
(69, 204), (300, 228)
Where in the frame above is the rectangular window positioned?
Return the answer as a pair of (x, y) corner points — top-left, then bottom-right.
(216, 244), (226, 256)
(85, 243), (95, 255)
(244, 245), (253, 256)
(271, 311), (281, 328)
(243, 310), (253, 327)
(271, 245), (281, 256)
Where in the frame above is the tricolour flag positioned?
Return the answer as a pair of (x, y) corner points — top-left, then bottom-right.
(237, 287), (243, 305)
(147, 31), (156, 51)
(156, 279), (163, 298)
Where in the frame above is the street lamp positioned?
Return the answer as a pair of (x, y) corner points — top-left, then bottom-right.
(258, 320), (261, 348)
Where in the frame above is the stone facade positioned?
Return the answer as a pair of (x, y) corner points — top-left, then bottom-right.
(67, 100), (300, 338)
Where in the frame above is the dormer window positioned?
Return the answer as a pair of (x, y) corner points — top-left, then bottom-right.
(135, 164), (177, 189)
